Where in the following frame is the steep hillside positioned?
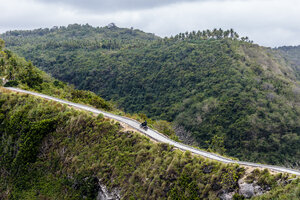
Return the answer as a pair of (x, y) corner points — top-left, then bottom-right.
(1, 89), (300, 200)
(0, 39), (112, 110)
(0, 38), (179, 140)
(276, 45), (300, 80)
(2, 26), (300, 167)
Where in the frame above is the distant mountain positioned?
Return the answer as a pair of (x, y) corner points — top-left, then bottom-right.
(2, 25), (300, 168)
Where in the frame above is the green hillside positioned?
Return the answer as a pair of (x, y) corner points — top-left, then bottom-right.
(2, 26), (299, 167)
(1, 23), (158, 55)
(276, 45), (300, 80)
(0, 89), (239, 199)
(0, 37), (178, 139)
(2, 87), (300, 200)
(0, 38), (112, 110)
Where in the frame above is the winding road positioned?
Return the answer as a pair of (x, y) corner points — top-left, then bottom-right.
(5, 87), (300, 176)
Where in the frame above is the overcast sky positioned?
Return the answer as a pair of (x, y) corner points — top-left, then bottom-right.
(0, 0), (299, 47)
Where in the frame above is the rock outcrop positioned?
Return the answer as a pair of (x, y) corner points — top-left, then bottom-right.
(219, 179), (265, 200)
(238, 179), (263, 198)
(97, 183), (121, 200)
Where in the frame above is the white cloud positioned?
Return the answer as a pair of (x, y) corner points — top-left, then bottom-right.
(0, 0), (300, 47)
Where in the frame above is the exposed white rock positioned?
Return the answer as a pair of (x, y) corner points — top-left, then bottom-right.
(239, 182), (255, 198)
(238, 179), (263, 199)
(96, 184), (120, 200)
(219, 191), (235, 200)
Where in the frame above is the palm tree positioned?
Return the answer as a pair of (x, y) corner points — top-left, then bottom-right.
(230, 28), (234, 39)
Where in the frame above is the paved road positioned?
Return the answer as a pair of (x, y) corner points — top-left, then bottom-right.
(5, 87), (300, 176)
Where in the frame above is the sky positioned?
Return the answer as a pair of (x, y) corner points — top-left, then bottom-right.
(0, 0), (300, 47)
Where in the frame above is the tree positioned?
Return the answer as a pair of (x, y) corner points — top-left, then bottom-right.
(0, 39), (4, 50)
(0, 58), (4, 67)
(209, 135), (226, 155)
(230, 28), (235, 38)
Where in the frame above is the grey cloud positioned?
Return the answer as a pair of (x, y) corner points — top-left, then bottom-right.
(1, 0), (300, 47)
(35, 0), (201, 12)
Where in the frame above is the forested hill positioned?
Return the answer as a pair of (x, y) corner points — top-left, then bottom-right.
(1, 25), (300, 168)
(1, 23), (158, 51)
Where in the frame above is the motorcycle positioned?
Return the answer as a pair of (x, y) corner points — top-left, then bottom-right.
(140, 122), (148, 131)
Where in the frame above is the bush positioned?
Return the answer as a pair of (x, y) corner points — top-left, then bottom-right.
(4, 80), (19, 87)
